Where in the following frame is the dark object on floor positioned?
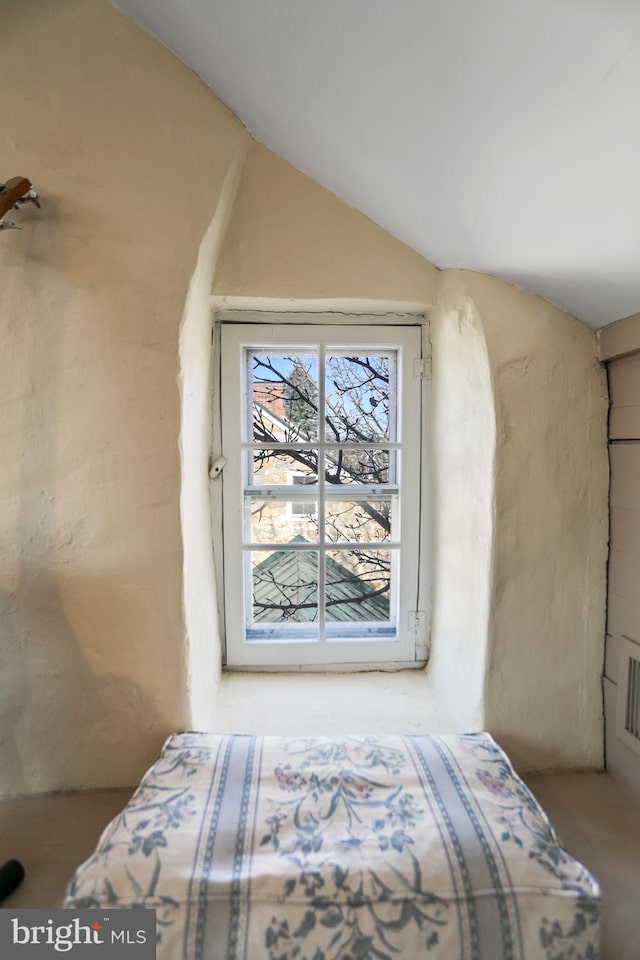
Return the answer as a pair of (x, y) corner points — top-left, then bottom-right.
(0, 859), (25, 901)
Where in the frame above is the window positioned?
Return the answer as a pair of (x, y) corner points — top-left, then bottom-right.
(287, 473), (318, 519)
(218, 320), (428, 669)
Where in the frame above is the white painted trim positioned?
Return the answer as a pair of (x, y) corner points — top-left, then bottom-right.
(217, 318), (427, 670)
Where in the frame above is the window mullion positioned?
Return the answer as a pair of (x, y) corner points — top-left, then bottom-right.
(241, 442), (402, 449)
(245, 484), (398, 499)
(242, 540), (400, 550)
(318, 344), (326, 643)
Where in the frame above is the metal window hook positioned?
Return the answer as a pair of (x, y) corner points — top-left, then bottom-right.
(0, 176), (41, 231)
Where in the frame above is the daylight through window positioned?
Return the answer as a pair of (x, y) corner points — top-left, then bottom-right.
(219, 322), (427, 669)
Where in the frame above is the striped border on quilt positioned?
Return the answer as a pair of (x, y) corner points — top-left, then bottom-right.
(408, 735), (524, 960)
(184, 735), (260, 960)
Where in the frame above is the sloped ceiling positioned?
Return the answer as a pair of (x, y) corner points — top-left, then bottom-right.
(114, 0), (640, 327)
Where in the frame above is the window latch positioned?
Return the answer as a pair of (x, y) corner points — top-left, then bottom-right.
(209, 455), (227, 479)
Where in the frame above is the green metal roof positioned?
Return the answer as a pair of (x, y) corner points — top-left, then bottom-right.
(252, 538), (389, 623)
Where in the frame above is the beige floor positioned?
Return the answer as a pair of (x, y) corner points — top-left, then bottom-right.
(523, 771), (640, 960)
(0, 788), (133, 909)
(1, 773), (639, 958)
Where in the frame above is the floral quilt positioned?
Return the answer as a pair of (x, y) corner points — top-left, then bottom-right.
(64, 733), (600, 959)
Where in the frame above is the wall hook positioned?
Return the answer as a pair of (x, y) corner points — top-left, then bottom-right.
(0, 176), (41, 231)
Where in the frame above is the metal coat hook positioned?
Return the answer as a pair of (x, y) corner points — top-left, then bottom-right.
(0, 176), (41, 231)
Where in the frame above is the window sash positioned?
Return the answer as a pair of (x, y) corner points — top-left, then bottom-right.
(219, 322), (425, 669)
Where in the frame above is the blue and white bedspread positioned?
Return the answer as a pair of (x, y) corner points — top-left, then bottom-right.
(64, 733), (600, 960)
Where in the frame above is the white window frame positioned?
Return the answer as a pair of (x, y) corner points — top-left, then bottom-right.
(213, 314), (430, 671)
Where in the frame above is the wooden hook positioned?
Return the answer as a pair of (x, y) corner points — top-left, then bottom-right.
(0, 177), (33, 220)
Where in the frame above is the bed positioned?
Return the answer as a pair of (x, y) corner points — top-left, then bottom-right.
(64, 733), (600, 959)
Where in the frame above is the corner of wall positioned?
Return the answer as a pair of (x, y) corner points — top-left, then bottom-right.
(447, 270), (608, 771)
(428, 273), (496, 732)
(178, 150), (249, 731)
(213, 140), (439, 305)
(598, 312), (640, 362)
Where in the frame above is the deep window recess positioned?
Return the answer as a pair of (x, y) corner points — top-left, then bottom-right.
(219, 321), (428, 670)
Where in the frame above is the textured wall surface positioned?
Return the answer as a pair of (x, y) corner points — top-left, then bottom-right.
(214, 144), (438, 304)
(441, 272), (609, 770)
(0, 4), (608, 796)
(0, 0), (248, 795)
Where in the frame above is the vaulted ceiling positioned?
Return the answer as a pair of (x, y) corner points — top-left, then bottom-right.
(114, 0), (640, 328)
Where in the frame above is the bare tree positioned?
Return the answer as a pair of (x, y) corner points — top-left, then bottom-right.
(252, 354), (391, 523)
(250, 353), (394, 623)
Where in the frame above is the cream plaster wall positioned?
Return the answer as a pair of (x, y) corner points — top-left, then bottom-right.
(427, 294), (495, 733)
(0, 4), (608, 796)
(0, 0), (249, 796)
(178, 158), (248, 731)
(214, 145), (438, 304)
(439, 272), (608, 770)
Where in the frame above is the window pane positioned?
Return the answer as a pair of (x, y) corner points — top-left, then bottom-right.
(250, 352), (318, 442)
(326, 500), (392, 543)
(221, 320), (424, 667)
(246, 499), (319, 544)
(325, 354), (393, 442)
(251, 449), (318, 486)
(325, 448), (393, 486)
(325, 549), (391, 623)
(251, 550), (318, 624)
